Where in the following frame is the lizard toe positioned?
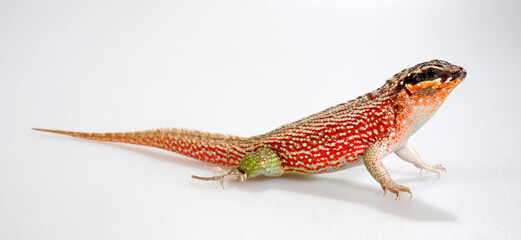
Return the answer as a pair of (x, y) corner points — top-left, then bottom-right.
(419, 164), (446, 178)
(382, 183), (411, 200)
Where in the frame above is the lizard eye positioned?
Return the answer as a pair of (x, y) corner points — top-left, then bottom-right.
(425, 69), (437, 79)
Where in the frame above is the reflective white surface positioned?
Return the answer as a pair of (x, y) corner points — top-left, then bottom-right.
(1, 0), (520, 239)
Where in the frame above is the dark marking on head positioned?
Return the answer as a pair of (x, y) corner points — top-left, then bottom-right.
(398, 59), (466, 87)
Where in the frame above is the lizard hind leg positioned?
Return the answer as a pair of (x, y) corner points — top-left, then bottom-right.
(192, 147), (284, 189)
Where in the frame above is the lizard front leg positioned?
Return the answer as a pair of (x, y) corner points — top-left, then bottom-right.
(363, 137), (411, 200)
(395, 143), (446, 178)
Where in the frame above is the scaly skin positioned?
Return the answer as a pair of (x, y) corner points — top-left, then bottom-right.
(34, 59), (466, 199)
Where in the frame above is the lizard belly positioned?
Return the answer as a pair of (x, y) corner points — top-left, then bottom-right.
(278, 145), (368, 174)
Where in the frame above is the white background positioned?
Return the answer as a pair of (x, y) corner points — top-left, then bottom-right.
(1, 0), (521, 239)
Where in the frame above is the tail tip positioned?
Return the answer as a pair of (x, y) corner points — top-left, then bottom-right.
(32, 128), (68, 135)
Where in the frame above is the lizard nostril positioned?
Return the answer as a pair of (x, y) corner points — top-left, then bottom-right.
(460, 68), (467, 78)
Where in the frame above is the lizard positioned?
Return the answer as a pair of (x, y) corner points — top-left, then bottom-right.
(33, 59), (466, 200)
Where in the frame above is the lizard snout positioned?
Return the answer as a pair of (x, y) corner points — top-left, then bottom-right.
(452, 68), (466, 79)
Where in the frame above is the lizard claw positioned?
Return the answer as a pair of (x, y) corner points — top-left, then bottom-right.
(418, 164), (446, 179)
(192, 167), (247, 189)
(381, 183), (412, 200)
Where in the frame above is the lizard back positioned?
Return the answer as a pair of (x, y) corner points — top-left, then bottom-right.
(253, 86), (397, 174)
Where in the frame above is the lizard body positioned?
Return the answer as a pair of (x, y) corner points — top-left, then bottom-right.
(34, 59), (466, 199)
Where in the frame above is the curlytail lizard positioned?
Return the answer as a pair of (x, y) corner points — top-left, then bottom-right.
(34, 59), (466, 199)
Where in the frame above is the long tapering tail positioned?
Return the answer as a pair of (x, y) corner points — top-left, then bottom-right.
(33, 128), (256, 166)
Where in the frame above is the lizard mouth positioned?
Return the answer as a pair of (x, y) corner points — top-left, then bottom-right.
(445, 67), (467, 83)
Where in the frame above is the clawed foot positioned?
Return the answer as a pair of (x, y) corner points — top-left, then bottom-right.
(192, 167), (247, 189)
(418, 164), (447, 178)
(382, 183), (412, 200)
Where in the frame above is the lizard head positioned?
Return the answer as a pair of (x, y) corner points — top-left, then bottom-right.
(397, 59), (466, 96)
(389, 59), (466, 138)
